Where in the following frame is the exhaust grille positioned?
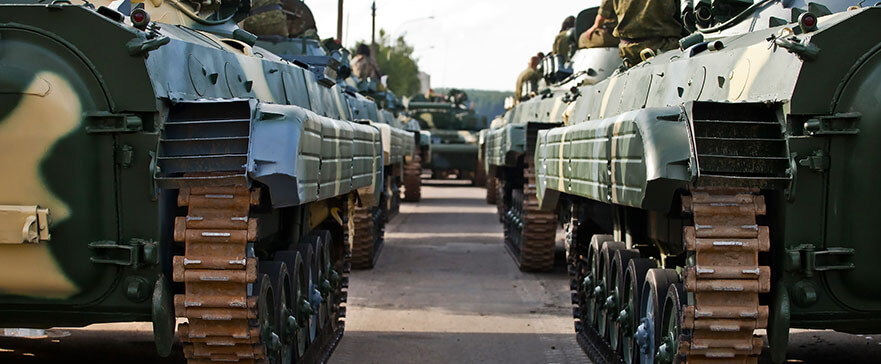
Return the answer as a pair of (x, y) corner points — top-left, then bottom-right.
(687, 102), (790, 189)
(155, 101), (252, 188)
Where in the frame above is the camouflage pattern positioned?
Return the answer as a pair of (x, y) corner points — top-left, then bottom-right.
(533, 2), (881, 361)
(0, 0), (382, 331)
(241, 0), (287, 36)
(599, 0), (682, 40)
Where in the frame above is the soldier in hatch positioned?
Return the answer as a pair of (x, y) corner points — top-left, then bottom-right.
(351, 44), (382, 81)
(585, 0), (683, 66)
(515, 55), (541, 103)
(552, 16), (576, 63)
(578, 11), (620, 49)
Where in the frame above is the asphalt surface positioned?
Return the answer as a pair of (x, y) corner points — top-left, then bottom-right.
(330, 181), (587, 364)
(1, 183), (880, 363)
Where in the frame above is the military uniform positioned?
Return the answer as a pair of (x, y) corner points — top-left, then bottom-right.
(515, 67), (540, 102)
(351, 54), (381, 81)
(553, 31), (572, 63)
(578, 23), (620, 49)
(242, 0), (289, 36)
(600, 0), (682, 65)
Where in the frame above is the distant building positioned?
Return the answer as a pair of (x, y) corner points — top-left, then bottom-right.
(417, 72), (431, 95)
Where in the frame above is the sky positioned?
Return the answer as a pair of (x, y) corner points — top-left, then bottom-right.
(304, 0), (599, 92)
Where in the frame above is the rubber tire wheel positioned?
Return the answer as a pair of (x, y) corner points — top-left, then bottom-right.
(585, 235), (613, 330)
(599, 241), (626, 339)
(254, 273), (277, 364)
(608, 248), (641, 353)
(659, 283), (686, 364)
(259, 261), (291, 364)
(622, 257), (657, 364)
(274, 251), (306, 361)
(295, 243), (316, 346)
(638, 269), (679, 364)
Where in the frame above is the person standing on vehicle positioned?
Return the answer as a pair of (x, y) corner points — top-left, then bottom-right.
(351, 44), (382, 81)
(515, 56), (542, 103)
(553, 16), (577, 63)
(585, 0), (683, 66)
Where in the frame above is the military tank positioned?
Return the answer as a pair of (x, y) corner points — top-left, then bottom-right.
(482, 7), (622, 271)
(0, 0), (386, 363)
(527, 0), (881, 363)
(406, 89), (487, 184)
(250, 17), (419, 269)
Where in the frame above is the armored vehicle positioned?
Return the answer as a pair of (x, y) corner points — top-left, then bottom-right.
(406, 89), (487, 183)
(526, 0), (881, 363)
(247, 20), (420, 269)
(482, 7), (622, 271)
(0, 0), (386, 363)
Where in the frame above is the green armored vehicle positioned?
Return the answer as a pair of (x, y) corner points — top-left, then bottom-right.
(482, 7), (622, 271)
(522, 0), (881, 363)
(0, 0), (386, 362)
(406, 89), (487, 183)
(248, 18), (418, 269)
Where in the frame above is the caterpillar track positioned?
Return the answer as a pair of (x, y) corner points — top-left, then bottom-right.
(485, 176), (498, 205)
(173, 185), (348, 364)
(403, 155), (422, 202)
(679, 188), (769, 363)
(350, 206), (384, 269)
(503, 161), (557, 272)
(566, 187), (768, 364)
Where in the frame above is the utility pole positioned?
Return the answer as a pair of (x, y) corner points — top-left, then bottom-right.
(337, 0), (344, 44)
(371, 1), (377, 46)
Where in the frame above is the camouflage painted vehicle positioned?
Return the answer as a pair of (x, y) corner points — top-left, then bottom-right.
(529, 1), (881, 363)
(406, 89), (487, 184)
(481, 7), (622, 271)
(253, 27), (418, 269)
(398, 111), (432, 202)
(0, 0), (386, 362)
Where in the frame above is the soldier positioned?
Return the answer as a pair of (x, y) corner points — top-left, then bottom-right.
(585, 0), (683, 66)
(578, 12), (619, 49)
(351, 44), (382, 81)
(515, 56), (541, 103)
(552, 16), (576, 63)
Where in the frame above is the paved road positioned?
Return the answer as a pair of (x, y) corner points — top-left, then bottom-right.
(1, 183), (880, 363)
(331, 182), (587, 364)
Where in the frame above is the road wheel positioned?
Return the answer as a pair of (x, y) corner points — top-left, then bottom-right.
(608, 248), (640, 353)
(598, 241), (626, 339)
(621, 258), (656, 364)
(657, 283), (686, 364)
(636, 269), (679, 364)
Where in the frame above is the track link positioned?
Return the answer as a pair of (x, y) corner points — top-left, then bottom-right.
(681, 188), (770, 363)
(173, 185), (350, 364)
(504, 162), (557, 272)
(403, 155), (422, 202)
(173, 186), (265, 364)
(485, 176), (498, 205)
(350, 206), (383, 269)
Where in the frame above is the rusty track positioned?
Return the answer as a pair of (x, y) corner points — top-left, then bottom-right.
(504, 162), (557, 272)
(173, 186), (265, 364)
(680, 188), (770, 363)
(485, 176), (498, 205)
(173, 185), (349, 363)
(350, 206), (382, 269)
(403, 155), (422, 202)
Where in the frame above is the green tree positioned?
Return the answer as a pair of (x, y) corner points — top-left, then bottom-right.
(357, 29), (421, 96)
